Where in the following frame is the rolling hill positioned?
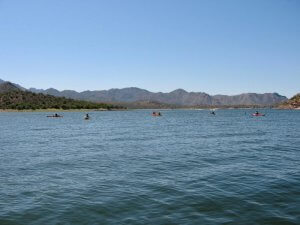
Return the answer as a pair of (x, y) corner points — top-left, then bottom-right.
(0, 82), (122, 110)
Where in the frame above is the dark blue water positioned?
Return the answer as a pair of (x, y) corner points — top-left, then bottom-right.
(0, 109), (299, 225)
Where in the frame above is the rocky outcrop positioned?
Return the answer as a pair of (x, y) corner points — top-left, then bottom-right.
(278, 94), (300, 109)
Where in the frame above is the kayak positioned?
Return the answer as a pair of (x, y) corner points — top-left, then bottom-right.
(252, 113), (265, 116)
(152, 112), (162, 116)
(84, 117), (90, 120)
(47, 115), (63, 118)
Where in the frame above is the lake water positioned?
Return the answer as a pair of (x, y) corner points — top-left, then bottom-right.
(0, 109), (299, 225)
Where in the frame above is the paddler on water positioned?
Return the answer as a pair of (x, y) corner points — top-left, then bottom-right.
(85, 113), (90, 120)
(47, 113), (62, 118)
(252, 111), (265, 116)
(152, 112), (162, 116)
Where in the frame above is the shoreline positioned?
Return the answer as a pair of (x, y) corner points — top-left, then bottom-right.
(1, 107), (298, 112)
(0, 108), (128, 112)
(276, 107), (300, 110)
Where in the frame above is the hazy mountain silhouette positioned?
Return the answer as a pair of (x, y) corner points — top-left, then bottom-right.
(28, 87), (287, 106)
(0, 78), (287, 106)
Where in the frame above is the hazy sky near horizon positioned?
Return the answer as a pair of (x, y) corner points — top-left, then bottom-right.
(0, 0), (299, 97)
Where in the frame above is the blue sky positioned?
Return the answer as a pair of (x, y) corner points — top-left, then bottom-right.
(0, 0), (299, 97)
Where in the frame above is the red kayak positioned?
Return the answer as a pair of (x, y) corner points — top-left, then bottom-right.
(252, 113), (265, 116)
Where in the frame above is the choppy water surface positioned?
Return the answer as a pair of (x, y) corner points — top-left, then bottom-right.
(0, 109), (299, 225)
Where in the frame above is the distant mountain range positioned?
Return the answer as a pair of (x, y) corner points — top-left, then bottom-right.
(28, 87), (287, 107)
(0, 78), (288, 107)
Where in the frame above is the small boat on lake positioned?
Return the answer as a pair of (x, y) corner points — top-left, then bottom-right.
(152, 112), (162, 116)
(252, 111), (265, 117)
(47, 113), (63, 118)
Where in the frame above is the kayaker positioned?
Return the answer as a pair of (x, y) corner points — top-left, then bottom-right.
(55, 113), (58, 117)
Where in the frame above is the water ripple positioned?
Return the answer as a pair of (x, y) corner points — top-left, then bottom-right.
(0, 109), (299, 224)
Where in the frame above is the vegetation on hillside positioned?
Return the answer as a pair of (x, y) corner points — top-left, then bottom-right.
(0, 90), (124, 110)
(278, 94), (300, 109)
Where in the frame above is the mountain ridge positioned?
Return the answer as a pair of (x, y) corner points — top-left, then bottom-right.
(0, 82), (21, 93)
(28, 86), (287, 106)
(0, 78), (288, 106)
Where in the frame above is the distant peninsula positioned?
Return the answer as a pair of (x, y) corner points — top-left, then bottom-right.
(0, 82), (123, 111)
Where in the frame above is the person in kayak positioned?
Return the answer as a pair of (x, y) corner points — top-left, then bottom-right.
(85, 113), (90, 119)
(152, 112), (161, 116)
(252, 111), (266, 116)
(47, 113), (62, 118)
